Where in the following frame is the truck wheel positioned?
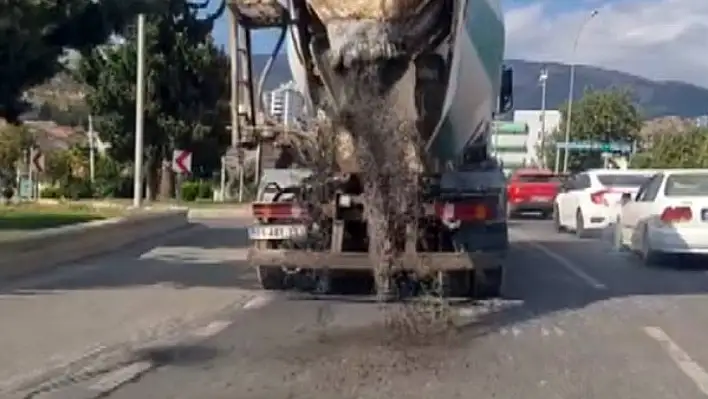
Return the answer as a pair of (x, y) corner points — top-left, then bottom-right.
(256, 266), (286, 290)
(471, 266), (503, 299)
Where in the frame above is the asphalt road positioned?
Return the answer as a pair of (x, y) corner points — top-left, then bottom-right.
(9, 216), (708, 399)
(0, 218), (260, 398)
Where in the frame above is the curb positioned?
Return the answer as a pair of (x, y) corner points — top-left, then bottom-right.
(0, 209), (189, 281)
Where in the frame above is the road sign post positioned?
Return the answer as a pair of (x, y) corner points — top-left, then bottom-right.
(172, 150), (192, 203)
(29, 148), (44, 200)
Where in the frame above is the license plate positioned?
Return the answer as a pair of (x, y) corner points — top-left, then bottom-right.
(248, 225), (307, 240)
(531, 196), (551, 202)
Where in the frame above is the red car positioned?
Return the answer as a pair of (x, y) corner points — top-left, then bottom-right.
(507, 168), (563, 219)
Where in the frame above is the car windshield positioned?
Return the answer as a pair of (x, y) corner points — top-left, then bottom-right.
(514, 174), (561, 183)
(597, 173), (652, 187)
(664, 173), (708, 196)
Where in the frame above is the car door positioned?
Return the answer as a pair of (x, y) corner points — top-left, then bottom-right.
(620, 178), (649, 239)
(563, 173), (591, 228)
(626, 174), (663, 249)
(555, 175), (576, 226)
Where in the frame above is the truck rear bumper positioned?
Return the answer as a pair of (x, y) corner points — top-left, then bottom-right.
(247, 248), (503, 272)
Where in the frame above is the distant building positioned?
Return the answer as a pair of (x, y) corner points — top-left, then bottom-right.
(263, 81), (306, 127)
(490, 110), (561, 174)
(491, 121), (528, 174)
(513, 110), (561, 165)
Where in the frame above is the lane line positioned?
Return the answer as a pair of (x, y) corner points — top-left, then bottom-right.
(243, 292), (275, 310)
(511, 229), (607, 290)
(88, 361), (153, 393)
(190, 320), (232, 339)
(643, 326), (708, 396)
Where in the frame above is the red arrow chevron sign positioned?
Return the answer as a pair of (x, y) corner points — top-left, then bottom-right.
(172, 150), (192, 174)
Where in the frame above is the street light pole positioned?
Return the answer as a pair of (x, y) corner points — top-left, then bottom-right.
(539, 67), (548, 168)
(133, 13), (145, 207)
(562, 9), (598, 173)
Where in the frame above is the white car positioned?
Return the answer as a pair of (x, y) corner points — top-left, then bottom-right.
(616, 169), (708, 264)
(553, 169), (658, 237)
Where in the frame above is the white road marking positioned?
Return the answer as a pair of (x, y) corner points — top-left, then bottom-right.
(644, 326), (708, 396)
(190, 320), (232, 339)
(243, 293), (275, 310)
(513, 230), (607, 290)
(88, 361), (153, 393)
(553, 326), (565, 336)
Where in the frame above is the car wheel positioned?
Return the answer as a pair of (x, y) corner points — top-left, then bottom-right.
(640, 228), (662, 266)
(575, 210), (588, 238)
(553, 205), (564, 232)
(613, 218), (624, 251)
(506, 202), (514, 220)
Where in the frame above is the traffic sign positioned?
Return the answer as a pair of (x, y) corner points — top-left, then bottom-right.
(555, 141), (633, 153)
(172, 149), (192, 174)
(31, 148), (44, 172)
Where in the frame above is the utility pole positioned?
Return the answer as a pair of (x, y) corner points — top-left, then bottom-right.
(133, 13), (145, 207)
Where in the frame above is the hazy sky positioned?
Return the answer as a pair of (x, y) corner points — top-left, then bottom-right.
(209, 0), (708, 87)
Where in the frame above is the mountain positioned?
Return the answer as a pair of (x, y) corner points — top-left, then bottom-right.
(250, 54), (708, 119)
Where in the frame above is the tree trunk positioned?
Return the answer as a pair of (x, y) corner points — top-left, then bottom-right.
(144, 158), (159, 201)
(158, 158), (173, 200)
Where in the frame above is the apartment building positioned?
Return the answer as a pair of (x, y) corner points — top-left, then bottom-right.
(491, 110), (562, 175)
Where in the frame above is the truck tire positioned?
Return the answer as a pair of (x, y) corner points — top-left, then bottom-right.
(472, 266), (503, 299)
(256, 266), (286, 290)
(442, 267), (503, 299)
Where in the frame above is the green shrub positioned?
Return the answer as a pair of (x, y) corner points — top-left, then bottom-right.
(197, 181), (212, 199)
(180, 181), (199, 201)
(179, 180), (213, 201)
(40, 186), (63, 199)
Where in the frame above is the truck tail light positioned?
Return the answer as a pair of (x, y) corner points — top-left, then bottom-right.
(435, 202), (495, 221)
(252, 202), (306, 219)
(660, 206), (692, 224)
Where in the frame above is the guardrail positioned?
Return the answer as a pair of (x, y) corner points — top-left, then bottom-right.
(0, 209), (189, 281)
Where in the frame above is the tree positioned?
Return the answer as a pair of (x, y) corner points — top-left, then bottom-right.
(0, 0), (160, 124)
(543, 89), (642, 172)
(75, 0), (228, 200)
(630, 126), (708, 169)
(0, 124), (34, 179)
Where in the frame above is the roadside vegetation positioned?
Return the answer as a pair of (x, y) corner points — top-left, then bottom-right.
(0, 203), (122, 230)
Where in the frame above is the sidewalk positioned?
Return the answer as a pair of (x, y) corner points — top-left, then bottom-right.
(0, 219), (259, 393)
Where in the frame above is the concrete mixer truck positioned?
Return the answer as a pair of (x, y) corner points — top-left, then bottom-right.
(235, 0), (514, 298)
